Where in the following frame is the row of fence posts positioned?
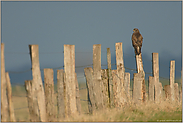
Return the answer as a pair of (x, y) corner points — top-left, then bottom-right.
(84, 42), (182, 113)
(1, 43), (16, 122)
(25, 44), (81, 122)
(1, 42), (182, 122)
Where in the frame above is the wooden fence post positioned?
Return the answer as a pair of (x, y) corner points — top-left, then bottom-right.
(170, 60), (175, 101)
(93, 44), (103, 109)
(29, 44), (46, 122)
(25, 80), (40, 122)
(164, 85), (171, 100)
(84, 67), (95, 114)
(115, 42), (127, 107)
(159, 82), (163, 101)
(101, 69), (109, 108)
(133, 73), (143, 104)
(64, 45), (77, 116)
(44, 68), (56, 122)
(93, 44), (101, 80)
(124, 72), (131, 101)
(179, 90), (182, 102)
(180, 70), (182, 102)
(174, 83), (179, 101)
(152, 53), (160, 103)
(75, 73), (81, 114)
(6, 72), (16, 122)
(107, 48), (114, 108)
(135, 48), (145, 103)
(1, 43), (9, 122)
(111, 70), (117, 107)
(57, 69), (66, 120)
(148, 76), (155, 101)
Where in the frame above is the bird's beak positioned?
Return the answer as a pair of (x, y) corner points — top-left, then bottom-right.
(133, 29), (135, 32)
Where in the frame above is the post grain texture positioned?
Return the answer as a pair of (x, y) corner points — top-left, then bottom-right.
(133, 73), (143, 104)
(170, 60), (175, 101)
(93, 44), (103, 109)
(44, 68), (56, 122)
(112, 70), (118, 107)
(135, 53), (146, 102)
(124, 72), (131, 101)
(115, 42), (127, 107)
(159, 82), (163, 101)
(64, 45), (77, 116)
(84, 67), (95, 113)
(29, 45), (46, 122)
(1, 43), (9, 122)
(75, 73), (81, 114)
(135, 54), (145, 75)
(107, 48), (114, 107)
(101, 69), (109, 108)
(174, 83), (179, 101)
(25, 80), (40, 122)
(152, 53), (160, 103)
(57, 69), (66, 120)
(164, 85), (171, 101)
(148, 76), (155, 101)
(6, 72), (16, 122)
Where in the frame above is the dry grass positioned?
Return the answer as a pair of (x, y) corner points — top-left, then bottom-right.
(70, 100), (182, 122)
(11, 83), (182, 122)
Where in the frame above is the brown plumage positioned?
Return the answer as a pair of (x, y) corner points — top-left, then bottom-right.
(132, 28), (143, 55)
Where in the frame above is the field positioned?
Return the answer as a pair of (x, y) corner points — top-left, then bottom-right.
(12, 79), (182, 122)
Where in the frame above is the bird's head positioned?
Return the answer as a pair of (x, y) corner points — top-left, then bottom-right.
(133, 28), (139, 33)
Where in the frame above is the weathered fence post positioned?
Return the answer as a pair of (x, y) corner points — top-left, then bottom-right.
(180, 70), (182, 102)
(133, 73), (143, 104)
(57, 69), (66, 120)
(93, 44), (103, 109)
(84, 67), (95, 114)
(64, 44), (77, 116)
(1, 43), (9, 122)
(115, 42), (127, 107)
(134, 50), (145, 103)
(29, 44), (46, 122)
(164, 85), (171, 100)
(111, 70), (118, 107)
(152, 53), (160, 103)
(179, 90), (182, 102)
(107, 48), (114, 108)
(170, 60), (175, 102)
(75, 73), (81, 114)
(124, 72), (131, 101)
(148, 76), (155, 101)
(101, 69), (109, 108)
(174, 83), (179, 101)
(6, 72), (16, 122)
(25, 80), (40, 122)
(44, 68), (56, 122)
(159, 82), (163, 101)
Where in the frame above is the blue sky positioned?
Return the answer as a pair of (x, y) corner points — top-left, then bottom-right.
(1, 1), (182, 84)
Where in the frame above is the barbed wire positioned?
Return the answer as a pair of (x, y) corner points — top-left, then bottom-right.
(14, 106), (28, 110)
(5, 49), (181, 74)
(5, 49), (181, 112)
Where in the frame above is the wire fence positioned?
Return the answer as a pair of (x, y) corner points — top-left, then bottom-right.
(5, 50), (181, 111)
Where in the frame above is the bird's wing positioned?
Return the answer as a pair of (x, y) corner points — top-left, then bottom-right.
(132, 34), (138, 47)
(137, 34), (143, 47)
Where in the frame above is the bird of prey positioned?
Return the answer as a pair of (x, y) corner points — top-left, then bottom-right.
(132, 28), (143, 55)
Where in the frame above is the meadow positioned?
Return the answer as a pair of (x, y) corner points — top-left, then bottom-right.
(12, 79), (182, 122)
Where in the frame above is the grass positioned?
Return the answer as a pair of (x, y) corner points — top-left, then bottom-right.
(71, 100), (182, 122)
(11, 81), (182, 122)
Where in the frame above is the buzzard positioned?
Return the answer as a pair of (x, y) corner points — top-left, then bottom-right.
(132, 28), (143, 55)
